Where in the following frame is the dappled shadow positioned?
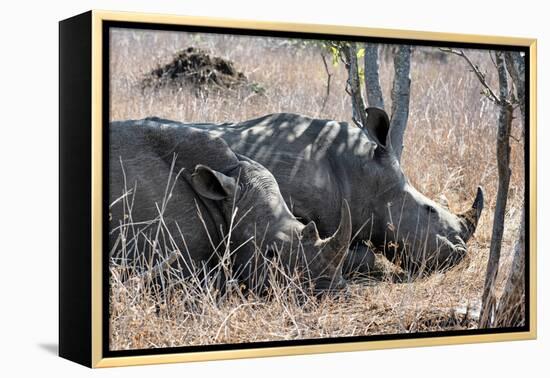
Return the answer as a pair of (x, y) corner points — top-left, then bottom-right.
(154, 112), (374, 239)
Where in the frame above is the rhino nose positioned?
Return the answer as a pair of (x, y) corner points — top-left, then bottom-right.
(434, 234), (468, 269)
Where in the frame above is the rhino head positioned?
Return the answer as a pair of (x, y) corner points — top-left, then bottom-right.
(361, 107), (484, 274)
(190, 154), (351, 292)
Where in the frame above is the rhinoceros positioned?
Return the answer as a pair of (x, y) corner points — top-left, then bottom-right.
(109, 120), (352, 291)
(140, 108), (484, 276)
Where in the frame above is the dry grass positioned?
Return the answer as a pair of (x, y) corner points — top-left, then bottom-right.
(108, 29), (525, 350)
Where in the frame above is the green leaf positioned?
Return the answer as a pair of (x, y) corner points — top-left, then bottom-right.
(358, 67), (365, 82)
(330, 46), (340, 67)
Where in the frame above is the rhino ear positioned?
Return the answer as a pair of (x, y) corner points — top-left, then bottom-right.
(365, 107), (391, 149)
(191, 164), (236, 200)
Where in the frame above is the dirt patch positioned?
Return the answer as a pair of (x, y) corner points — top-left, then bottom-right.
(143, 47), (253, 92)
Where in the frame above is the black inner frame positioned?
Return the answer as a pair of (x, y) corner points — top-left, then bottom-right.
(102, 20), (531, 358)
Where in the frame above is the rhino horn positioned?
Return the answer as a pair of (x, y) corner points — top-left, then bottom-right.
(325, 200), (352, 263)
(458, 186), (484, 241)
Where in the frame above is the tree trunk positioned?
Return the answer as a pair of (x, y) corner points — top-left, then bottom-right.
(389, 45), (412, 161)
(342, 42), (368, 129)
(494, 51), (527, 328)
(504, 51), (526, 123)
(495, 207), (526, 327)
(364, 43), (385, 109)
(479, 51), (514, 328)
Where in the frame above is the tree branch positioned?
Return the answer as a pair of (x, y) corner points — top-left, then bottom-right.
(318, 53), (333, 116)
(439, 47), (503, 105)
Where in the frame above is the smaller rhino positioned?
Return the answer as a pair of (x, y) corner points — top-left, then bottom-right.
(109, 120), (352, 292)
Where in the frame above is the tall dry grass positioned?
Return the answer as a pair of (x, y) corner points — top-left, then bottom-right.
(108, 28), (525, 350)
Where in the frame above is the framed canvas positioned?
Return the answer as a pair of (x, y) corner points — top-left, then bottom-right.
(59, 10), (537, 368)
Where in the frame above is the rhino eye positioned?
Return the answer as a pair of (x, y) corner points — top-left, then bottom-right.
(425, 205), (437, 214)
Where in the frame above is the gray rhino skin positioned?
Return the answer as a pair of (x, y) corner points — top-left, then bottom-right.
(109, 120), (352, 291)
(142, 107), (483, 275)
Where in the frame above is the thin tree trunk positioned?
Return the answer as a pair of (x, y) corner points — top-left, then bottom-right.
(494, 51), (527, 327)
(342, 42), (368, 129)
(504, 51), (526, 124)
(495, 207), (526, 327)
(389, 45), (412, 161)
(479, 51), (514, 328)
(364, 43), (384, 109)
(318, 53), (333, 116)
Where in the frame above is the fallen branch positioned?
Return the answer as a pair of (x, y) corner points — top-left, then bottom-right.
(129, 251), (180, 284)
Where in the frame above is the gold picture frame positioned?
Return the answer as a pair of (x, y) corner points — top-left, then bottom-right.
(59, 9), (537, 368)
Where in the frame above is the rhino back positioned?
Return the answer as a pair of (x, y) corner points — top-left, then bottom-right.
(108, 120), (237, 270)
(185, 113), (378, 237)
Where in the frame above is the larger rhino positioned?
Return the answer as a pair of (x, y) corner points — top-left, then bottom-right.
(142, 107), (484, 275)
(109, 120), (352, 292)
